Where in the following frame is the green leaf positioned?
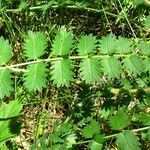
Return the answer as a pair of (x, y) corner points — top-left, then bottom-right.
(0, 37), (12, 65)
(143, 15), (150, 29)
(23, 31), (47, 60)
(143, 58), (150, 74)
(80, 58), (102, 84)
(82, 120), (100, 139)
(77, 34), (97, 55)
(99, 34), (116, 54)
(116, 131), (141, 150)
(101, 56), (121, 79)
(116, 37), (133, 53)
(139, 41), (150, 55)
(51, 27), (74, 56)
(123, 55), (144, 75)
(109, 109), (130, 130)
(0, 100), (22, 142)
(0, 69), (13, 99)
(24, 62), (47, 91)
(89, 140), (103, 150)
(140, 114), (150, 126)
(50, 59), (74, 87)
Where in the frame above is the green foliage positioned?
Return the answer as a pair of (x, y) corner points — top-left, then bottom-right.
(82, 120), (100, 138)
(101, 56), (121, 78)
(50, 59), (74, 87)
(123, 55), (144, 75)
(116, 131), (141, 150)
(79, 58), (102, 84)
(139, 41), (150, 55)
(77, 34), (97, 55)
(99, 34), (116, 54)
(109, 109), (130, 130)
(0, 37), (12, 65)
(0, 100), (22, 142)
(51, 27), (74, 56)
(23, 31), (47, 60)
(0, 69), (13, 99)
(24, 62), (47, 91)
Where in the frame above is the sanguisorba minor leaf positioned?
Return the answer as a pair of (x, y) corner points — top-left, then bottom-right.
(50, 59), (74, 87)
(123, 55), (144, 75)
(23, 31), (47, 60)
(0, 37), (12, 65)
(24, 62), (47, 91)
(77, 34), (97, 55)
(99, 34), (116, 54)
(116, 131), (141, 150)
(139, 41), (150, 55)
(51, 27), (74, 56)
(116, 37), (133, 53)
(101, 56), (121, 79)
(0, 69), (13, 99)
(143, 58), (150, 74)
(79, 58), (102, 84)
(0, 100), (22, 142)
(109, 109), (130, 130)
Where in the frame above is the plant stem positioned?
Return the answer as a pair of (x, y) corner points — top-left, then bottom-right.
(74, 126), (150, 145)
(0, 54), (147, 71)
(5, 4), (117, 17)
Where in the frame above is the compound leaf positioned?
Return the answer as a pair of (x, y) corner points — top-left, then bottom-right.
(139, 41), (150, 55)
(51, 27), (74, 56)
(50, 59), (74, 87)
(101, 56), (121, 79)
(24, 62), (47, 91)
(116, 131), (141, 150)
(0, 69), (13, 99)
(123, 55), (144, 75)
(80, 58), (102, 84)
(23, 31), (47, 60)
(77, 34), (97, 55)
(0, 37), (12, 65)
(109, 109), (130, 130)
(99, 34), (116, 54)
(116, 37), (133, 53)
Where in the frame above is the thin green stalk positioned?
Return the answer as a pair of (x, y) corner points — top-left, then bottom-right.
(5, 4), (117, 17)
(117, 0), (137, 38)
(0, 54), (147, 72)
(74, 126), (150, 145)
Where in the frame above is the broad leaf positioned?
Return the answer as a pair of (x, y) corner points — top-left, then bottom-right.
(109, 109), (130, 130)
(143, 15), (150, 29)
(82, 120), (100, 139)
(116, 37), (133, 53)
(77, 34), (97, 55)
(143, 58), (150, 74)
(80, 58), (102, 84)
(101, 56), (121, 79)
(24, 62), (47, 91)
(139, 41), (150, 55)
(50, 59), (74, 87)
(51, 27), (74, 56)
(0, 100), (22, 142)
(99, 34), (116, 54)
(89, 140), (103, 150)
(123, 55), (144, 75)
(0, 69), (13, 99)
(23, 31), (47, 60)
(116, 131), (141, 150)
(0, 37), (12, 65)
